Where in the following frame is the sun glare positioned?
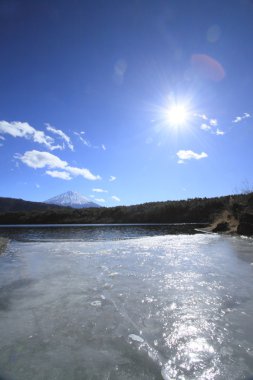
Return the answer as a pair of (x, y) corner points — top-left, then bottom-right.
(167, 104), (189, 126)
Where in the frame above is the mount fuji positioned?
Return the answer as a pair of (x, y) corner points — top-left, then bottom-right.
(44, 191), (101, 209)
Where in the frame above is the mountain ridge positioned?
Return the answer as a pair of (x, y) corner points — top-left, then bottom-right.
(0, 197), (66, 213)
(44, 191), (101, 209)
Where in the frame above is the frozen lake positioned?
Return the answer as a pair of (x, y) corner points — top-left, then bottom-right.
(0, 225), (253, 379)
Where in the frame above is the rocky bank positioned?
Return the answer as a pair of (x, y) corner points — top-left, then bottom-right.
(209, 194), (253, 236)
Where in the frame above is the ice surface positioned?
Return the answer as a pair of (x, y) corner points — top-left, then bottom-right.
(128, 334), (144, 343)
(0, 230), (253, 379)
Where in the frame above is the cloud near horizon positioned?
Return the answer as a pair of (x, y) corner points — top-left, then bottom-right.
(92, 188), (108, 193)
(112, 195), (120, 202)
(95, 198), (106, 203)
(177, 150), (208, 164)
(15, 150), (101, 181)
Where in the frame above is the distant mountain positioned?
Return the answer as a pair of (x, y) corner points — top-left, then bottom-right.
(44, 191), (101, 209)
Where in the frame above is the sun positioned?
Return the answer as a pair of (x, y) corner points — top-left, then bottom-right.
(167, 104), (189, 126)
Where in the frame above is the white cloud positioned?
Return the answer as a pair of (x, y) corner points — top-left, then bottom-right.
(194, 113), (208, 120)
(15, 150), (101, 181)
(209, 119), (218, 126)
(196, 114), (218, 127)
(74, 131), (91, 147)
(92, 188), (108, 193)
(46, 124), (74, 151)
(176, 150), (208, 163)
(0, 120), (61, 150)
(215, 128), (225, 135)
(67, 166), (100, 181)
(200, 123), (211, 131)
(201, 125), (224, 136)
(196, 114), (223, 135)
(15, 150), (67, 169)
(35, 184), (40, 188)
(46, 170), (72, 180)
(102, 144), (106, 151)
(109, 176), (116, 182)
(200, 118), (225, 136)
(95, 198), (106, 203)
(112, 195), (120, 202)
(233, 113), (251, 123)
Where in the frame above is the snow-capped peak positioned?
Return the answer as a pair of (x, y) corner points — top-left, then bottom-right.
(44, 191), (101, 208)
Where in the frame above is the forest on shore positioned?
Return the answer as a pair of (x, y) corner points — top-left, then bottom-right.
(0, 193), (252, 235)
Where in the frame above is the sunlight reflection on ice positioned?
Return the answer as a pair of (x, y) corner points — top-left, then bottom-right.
(0, 233), (253, 379)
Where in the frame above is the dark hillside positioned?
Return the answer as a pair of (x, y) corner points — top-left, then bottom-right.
(0, 197), (68, 213)
(1, 193), (252, 231)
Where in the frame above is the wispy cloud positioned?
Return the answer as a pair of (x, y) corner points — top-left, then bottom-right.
(95, 198), (106, 203)
(0, 120), (62, 150)
(109, 176), (116, 182)
(92, 188), (108, 193)
(66, 166), (100, 181)
(46, 170), (72, 180)
(46, 123), (74, 151)
(74, 131), (105, 151)
(112, 195), (120, 202)
(113, 59), (127, 85)
(15, 150), (101, 181)
(177, 150), (208, 164)
(74, 131), (91, 147)
(194, 113), (208, 120)
(232, 113), (251, 123)
(200, 123), (211, 131)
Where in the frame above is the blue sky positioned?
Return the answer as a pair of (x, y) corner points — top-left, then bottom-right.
(0, 0), (253, 206)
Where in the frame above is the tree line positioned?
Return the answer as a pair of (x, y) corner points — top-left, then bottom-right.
(0, 193), (252, 225)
